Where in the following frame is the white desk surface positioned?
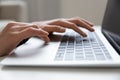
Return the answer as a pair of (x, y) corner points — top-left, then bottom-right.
(0, 57), (120, 80)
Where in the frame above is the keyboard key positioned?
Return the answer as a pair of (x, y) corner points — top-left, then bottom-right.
(65, 53), (73, 61)
(54, 56), (63, 61)
(54, 31), (112, 61)
(75, 55), (84, 60)
(85, 56), (95, 60)
(106, 55), (112, 60)
(75, 52), (84, 56)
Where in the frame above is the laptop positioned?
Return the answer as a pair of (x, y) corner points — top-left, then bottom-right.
(1, 0), (120, 67)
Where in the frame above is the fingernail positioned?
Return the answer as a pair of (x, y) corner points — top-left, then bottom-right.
(91, 28), (95, 32)
(83, 34), (87, 37)
(82, 33), (87, 37)
(44, 38), (50, 44)
(44, 42), (49, 45)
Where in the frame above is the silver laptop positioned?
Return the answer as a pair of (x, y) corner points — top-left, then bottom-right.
(1, 0), (120, 67)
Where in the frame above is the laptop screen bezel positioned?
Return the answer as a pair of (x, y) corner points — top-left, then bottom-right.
(102, 0), (120, 54)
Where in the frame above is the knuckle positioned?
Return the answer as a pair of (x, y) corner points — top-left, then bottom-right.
(26, 27), (46, 34)
(75, 19), (81, 24)
(70, 23), (76, 27)
(7, 21), (16, 27)
(27, 27), (35, 32)
(29, 24), (38, 28)
(41, 25), (49, 30)
(44, 25), (50, 28)
(57, 20), (62, 23)
(72, 17), (81, 22)
(74, 18), (81, 22)
(75, 16), (80, 19)
(57, 19), (65, 23)
(24, 27), (38, 36)
(52, 26), (58, 29)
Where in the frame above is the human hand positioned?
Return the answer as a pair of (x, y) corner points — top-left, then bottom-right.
(0, 21), (49, 56)
(33, 17), (94, 37)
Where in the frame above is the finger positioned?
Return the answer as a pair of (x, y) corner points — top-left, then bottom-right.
(18, 27), (49, 42)
(42, 25), (66, 33)
(12, 24), (40, 32)
(81, 18), (94, 27)
(24, 24), (39, 29)
(68, 17), (94, 26)
(68, 18), (94, 32)
(55, 19), (87, 37)
(40, 35), (50, 43)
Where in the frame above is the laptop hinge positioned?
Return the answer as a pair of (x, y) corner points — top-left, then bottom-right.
(102, 29), (120, 55)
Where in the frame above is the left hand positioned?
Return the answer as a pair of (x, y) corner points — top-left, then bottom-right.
(0, 21), (49, 56)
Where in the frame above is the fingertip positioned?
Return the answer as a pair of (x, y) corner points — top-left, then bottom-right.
(45, 31), (49, 35)
(90, 28), (95, 32)
(44, 38), (50, 43)
(44, 41), (49, 45)
(40, 29), (49, 35)
(91, 24), (94, 27)
(78, 32), (87, 37)
(41, 36), (50, 43)
(82, 34), (87, 37)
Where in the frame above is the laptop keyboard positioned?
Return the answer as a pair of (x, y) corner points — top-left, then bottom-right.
(54, 30), (112, 61)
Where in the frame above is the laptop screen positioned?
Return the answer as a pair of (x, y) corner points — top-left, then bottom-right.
(102, 0), (120, 53)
